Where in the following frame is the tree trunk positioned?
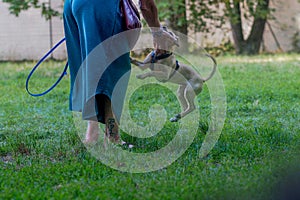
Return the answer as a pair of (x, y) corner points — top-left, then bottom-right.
(245, 0), (270, 54)
(227, 0), (245, 54)
(228, 0), (270, 55)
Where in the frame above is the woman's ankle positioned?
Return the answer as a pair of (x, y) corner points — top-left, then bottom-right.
(106, 118), (120, 142)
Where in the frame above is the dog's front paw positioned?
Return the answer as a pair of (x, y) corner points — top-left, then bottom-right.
(170, 114), (181, 122)
(170, 117), (178, 122)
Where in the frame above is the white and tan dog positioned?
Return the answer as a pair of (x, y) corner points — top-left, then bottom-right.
(131, 29), (217, 122)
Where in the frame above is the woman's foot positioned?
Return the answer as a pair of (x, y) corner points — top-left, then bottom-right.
(83, 121), (99, 144)
(105, 118), (134, 148)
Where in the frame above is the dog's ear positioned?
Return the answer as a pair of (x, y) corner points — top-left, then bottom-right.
(167, 32), (179, 48)
(169, 31), (179, 47)
(173, 36), (179, 47)
(162, 26), (180, 47)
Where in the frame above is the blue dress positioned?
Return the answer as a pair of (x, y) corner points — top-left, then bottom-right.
(63, 0), (131, 123)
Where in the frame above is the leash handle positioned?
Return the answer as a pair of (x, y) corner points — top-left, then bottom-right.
(26, 38), (68, 97)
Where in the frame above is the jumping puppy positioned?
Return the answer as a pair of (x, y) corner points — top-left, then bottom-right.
(131, 48), (217, 122)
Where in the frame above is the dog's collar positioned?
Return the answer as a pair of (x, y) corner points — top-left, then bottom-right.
(149, 51), (180, 82)
(150, 51), (173, 63)
(150, 51), (173, 71)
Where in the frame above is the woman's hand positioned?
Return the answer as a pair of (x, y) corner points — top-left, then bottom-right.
(139, 0), (179, 52)
(152, 27), (179, 52)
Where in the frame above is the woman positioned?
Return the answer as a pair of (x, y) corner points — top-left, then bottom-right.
(63, 0), (176, 144)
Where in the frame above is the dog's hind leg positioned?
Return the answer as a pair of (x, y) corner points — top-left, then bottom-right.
(181, 85), (197, 117)
(170, 85), (196, 122)
(170, 85), (186, 122)
(177, 85), (188, 111)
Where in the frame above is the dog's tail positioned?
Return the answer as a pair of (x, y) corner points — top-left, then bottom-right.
(202, 54), (217, 82)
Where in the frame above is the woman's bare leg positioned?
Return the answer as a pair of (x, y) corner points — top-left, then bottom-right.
(83, 96), (122, 144)
(84, 120), (99, 143)
(104, 97), (121, 143)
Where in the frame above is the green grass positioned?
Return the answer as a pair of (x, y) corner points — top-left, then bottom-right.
(1, 54), (300, 199)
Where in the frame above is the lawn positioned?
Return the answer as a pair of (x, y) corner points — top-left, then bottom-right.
(0, 54), (300, 199)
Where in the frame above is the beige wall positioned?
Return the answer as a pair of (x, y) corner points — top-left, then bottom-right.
(0, 0), (65, 60)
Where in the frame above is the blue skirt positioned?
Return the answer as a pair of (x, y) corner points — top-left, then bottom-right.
(63, 0), (131, 123)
